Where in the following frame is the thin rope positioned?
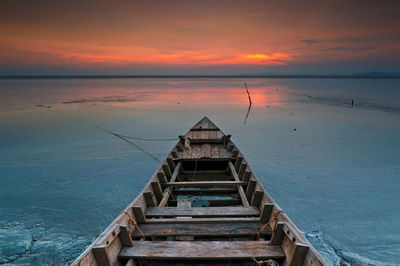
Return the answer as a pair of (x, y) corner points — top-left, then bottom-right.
(94, 126), (161, 163)
(118, 135), (177, 141)
(122, 210), (146, 240)
(36, 105), (168, 162)
(256, 210), (285, 240)
(251, 256), (279, 266)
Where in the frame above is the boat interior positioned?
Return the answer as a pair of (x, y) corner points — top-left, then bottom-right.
(73, 117), (324, 266)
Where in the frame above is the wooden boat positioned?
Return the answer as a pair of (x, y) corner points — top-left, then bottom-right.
(72, 117), (325, 266)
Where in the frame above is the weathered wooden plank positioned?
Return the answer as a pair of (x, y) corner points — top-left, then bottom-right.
(216, 130), (224, 139)
(159, 161), (183, 207)
(227, 143), (234, 151)
(232, 149), (239, 158)
(190, 128), (220, 131)
(191, 117), (210, 130)
(174, 188), (237, 195)
(238, 163), (247, 180)
(185, 131), (194, 139)
(93, 234), (122, 266)
(182, 146), (191, 158)
(119, 241), (285, 260)
(145, 217), (260, 224)
(246, 179), (257, 202)
(270, 222), (285, 245)
(143, 192), (157, 207)
(192, 144), (202, 158)
(92, 246), (111, 266)
(218, 144), (228, 158)
(200, 130), (210, 140)
(288, 243), (309, 266)
(119, 225), (133, 247)
(167, 157), (175, 173)
(150, 181), (163, 202)
(228, 161), (250, 207)
(187, 139), (224, 144)
(132, 222), (272, 237)
(235, 156), (243, 172)
(167, 181), (246, 187)
(209, 130), (217, 139)
(157, 171), (168, 185)
(242, 170), (252, 184)
(169, 199), (241, 206)
(193, 130), (201, 140)
(145, 207), (259, 217)
(96, 224), (120, 247)
(181, 169), (229, 175)
(251, 190), (264, 207)
(180, 174), (232, 182)
(201, 143), (211, 158)
(162, 164), (172, 180)
(260, 203), (274, 224)
(132, 206), (146, 224)
(210, 144), (219, 158)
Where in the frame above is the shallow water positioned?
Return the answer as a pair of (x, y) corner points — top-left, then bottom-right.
(0, 78), (399, 265)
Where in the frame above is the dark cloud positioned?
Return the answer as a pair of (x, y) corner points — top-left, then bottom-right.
(301, 39), (318, 45)
(323, 46), (379, 51)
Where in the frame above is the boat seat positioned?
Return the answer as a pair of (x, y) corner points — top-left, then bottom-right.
(145, 206), (260, 218)
(132, 222), (272, 238)
(119, 241), (285, 260)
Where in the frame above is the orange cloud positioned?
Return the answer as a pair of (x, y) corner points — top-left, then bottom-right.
(58, 51), (291, 66)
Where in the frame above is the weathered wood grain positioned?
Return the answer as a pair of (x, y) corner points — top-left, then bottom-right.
(144, 217), (261, 224)
(201, 143), (211, 158)
(157, 171), (168, 185)
(260, 203), (274, 223)
(159, 161), (182, 206)
(118, 225), (133, 247)
(150, 181), (163, 202)
(132, 206), (146, 224)
(167, 181), (246, 187)
(270, 222), (285, 245)
(228, 161), (250, 207)
(132, 222), (272, 237)
(251, 190), (264, 207)
(169, 199), (241, 206)
(246, 179), (257, 203)
(145, 206), (259, 217)
(235, 156), (243, 172)
(119, 241), (285, 259)
(143, 191), (156, 207)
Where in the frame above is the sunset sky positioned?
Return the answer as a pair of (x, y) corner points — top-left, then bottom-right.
(1, 0), (399, 75)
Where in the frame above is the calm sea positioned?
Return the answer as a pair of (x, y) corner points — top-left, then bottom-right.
(0, 78), (399, 265)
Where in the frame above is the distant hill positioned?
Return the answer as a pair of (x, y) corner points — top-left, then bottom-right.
(353, 71), (400, 77)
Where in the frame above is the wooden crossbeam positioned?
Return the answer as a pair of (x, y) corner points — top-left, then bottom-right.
(228, 161), (250, 207)
(159, 161), (182, 207)
(166, 181), (246, 187)
(132, 222), (272, 238)
(119, 241), (285, 260)
(174, 188), (237, 195)
(145, 206), (259, 217)
(145, 217), (260, 224)
(169, 199), (241, 206)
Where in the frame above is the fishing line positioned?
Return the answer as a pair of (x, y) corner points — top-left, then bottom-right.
(36, 105), (176, 162)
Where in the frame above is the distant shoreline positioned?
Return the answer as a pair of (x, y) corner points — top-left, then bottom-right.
(1, 75), (400, 79)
